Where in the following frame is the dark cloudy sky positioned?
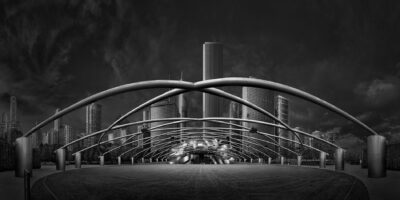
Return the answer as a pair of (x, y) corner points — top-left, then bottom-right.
(0, 0), (399, 147)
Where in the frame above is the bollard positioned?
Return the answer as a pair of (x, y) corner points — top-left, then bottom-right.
(99, 156), (104, 166)
(24, 170), (31, 200)
(297, 155), (302, 166)
(320, 152), (326, 168)
(75, 152), (81, 168)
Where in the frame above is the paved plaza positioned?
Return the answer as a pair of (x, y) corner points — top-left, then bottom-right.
(31, 164), (367, 200)
(2, 164), (400, 200)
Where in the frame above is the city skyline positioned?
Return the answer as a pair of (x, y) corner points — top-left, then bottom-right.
(0, 1), (399, 152)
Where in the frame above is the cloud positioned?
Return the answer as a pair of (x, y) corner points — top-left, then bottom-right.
(355, 77), (400, 107)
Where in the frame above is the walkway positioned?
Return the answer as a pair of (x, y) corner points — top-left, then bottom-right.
(0, 163), (399, 200)
(0, 165), (98, 200)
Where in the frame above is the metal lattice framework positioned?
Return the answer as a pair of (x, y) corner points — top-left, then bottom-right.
(23, 77), (381, 165)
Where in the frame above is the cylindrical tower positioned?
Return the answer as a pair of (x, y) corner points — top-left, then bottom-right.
(203, 42), (223, 131)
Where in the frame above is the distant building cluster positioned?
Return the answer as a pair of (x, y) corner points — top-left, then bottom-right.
(0, 96), (22, 145)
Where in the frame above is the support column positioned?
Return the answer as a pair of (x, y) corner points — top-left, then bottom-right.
(131, 157), (134, 165)
(99, 155), (104, 166)
(320, 152), (327, 168)
(56, 148), (66, 171)
(118, 156), (121, 165)
(258, 158), (263, 164)
(297, 155), (302, 166)
(335, 148), (344, 171)
(156, 158), (159, 163)
(15, 137), (32, 177)
(280, 156), (285, 165)
(141, 157), (145, 163)
(368, 135), (386, 178)
(75, 152), (81, 168)
(250, 158), (253, 163)
(149, 158), (152, 163)
(268, 157), (272, 165)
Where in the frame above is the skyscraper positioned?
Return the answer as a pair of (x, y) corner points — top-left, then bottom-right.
(0, 112), (8, 139)
(53, 108), (62, 145)
(275, 95), (289, 156)
(9, 96), (17, 128)
(150, 98), (178, 153)
(85, 103), (102, 160)
(242, 85), (275, 156)
(63, 124), (73, 151)
(203, 42), (223, 131)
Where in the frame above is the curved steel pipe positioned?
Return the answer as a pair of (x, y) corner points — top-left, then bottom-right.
(28, 77), (377, 143)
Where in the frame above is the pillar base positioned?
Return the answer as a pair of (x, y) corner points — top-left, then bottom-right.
(297, 155), (302, 166)
(320, 152), (326, 168)
(368, 135), (386, 178)
(75, 152), (81, 168)
(56, 148), (66, 171)
(15, 137), (32, 177)
(335, 148), (344, 171)
(99, 156), (104, 166)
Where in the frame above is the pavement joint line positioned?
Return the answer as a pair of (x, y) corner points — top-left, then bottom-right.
(42, 175), (60, 200)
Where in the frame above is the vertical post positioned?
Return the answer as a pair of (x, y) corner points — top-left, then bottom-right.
(15, 137), (32, 177)
(258, 158), (263, 164)
(156, 158), (159, 163)
(250, 158), (253, 163)
(99, 155), (104, 166)
(280, 156), (285, 165)
(55, 148), (66, 171)
(320, 152), (326, 168)
(149, 158), (152, 163)
(131, 157), (134, 165)
(117, 156), (121, 165)
(75, 152), (81, 168)
(297, 155), (302, 166)
(368, 135), (386, 178)
(268, 157), (272, 165)
(335, 148), (345, 171)
(24, 170), (31, 200)
(141, 157), (145, 163)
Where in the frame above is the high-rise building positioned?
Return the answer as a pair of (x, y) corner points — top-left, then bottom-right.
(0, 112), (8, 139)
(242, 86), (275, 156)
(52, 108), (63, 145)
(203, 42), (223, 131)
(85, 103), (102, 160)
(9, 96), (17, 129)
(229, 102), (242, 151)
(275, 95), (289, 156)
(150, 98), (178, 153)
(63, 124), (73, 151)
(30, 132), (38, 149)
(6, 96), (20, 143)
